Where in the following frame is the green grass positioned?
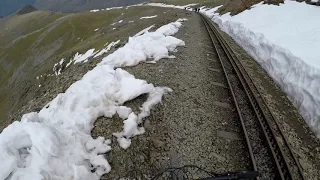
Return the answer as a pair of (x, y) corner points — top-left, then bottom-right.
(0, 29), (45, 84)
(0, 11), (63, 46)
(33, 6), (170, 64)
(17, 11), (63, 35)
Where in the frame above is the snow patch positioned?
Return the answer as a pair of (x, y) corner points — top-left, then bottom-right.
(134, 25), (155, 37)
(113, 113), (145, 149)
(111, 20), (123, 26)
(200, 5), (222, 18)
(117, 106), (132, 119)
(105, 6), (123, 11)
(94, 40), (120, 58)
(73, 49), (96, 64)
(126, 3), (144, 9)
(47, 32), (129, 76)
(54, 49), (97, 71)
(140, 15), (157, 19)
(146, 3), (198, 9)
(91, 6), (123, 12)
(99, 18), (186, 67)
(156, 18), (187, 36)
(53, 58), (65, 76)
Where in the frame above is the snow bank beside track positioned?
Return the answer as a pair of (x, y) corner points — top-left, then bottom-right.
(201, 1), (320, 136)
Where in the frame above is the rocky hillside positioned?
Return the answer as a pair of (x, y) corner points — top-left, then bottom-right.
(16, 5), (38, 15)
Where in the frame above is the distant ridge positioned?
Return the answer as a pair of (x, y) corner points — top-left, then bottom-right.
(16, 4), (37, 15)
(34, 0), (146, 13)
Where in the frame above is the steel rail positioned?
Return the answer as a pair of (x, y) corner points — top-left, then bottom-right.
(201, 14), (258, 180)
(206, 17), (306, 180)
(200, 13), (305, 180)
(205, 15), (305, 180)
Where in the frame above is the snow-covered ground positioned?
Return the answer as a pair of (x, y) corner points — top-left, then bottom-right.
(53, 58), (65, 76)
(90, 3), (145, 13)
(140, 15), (157, 19)
(146, 3), (198, 9)
(73, 49), (96, 64)
(90, 6), (123, 12)
(111, 20), (124, 26)
(201, 1), (320, 136)
(90, 9), (100, 12)
(134, 25), (155, 37)
(52, 39), (123, 76)
(0, 19), (186, 180)
(94, 40), (121, 58)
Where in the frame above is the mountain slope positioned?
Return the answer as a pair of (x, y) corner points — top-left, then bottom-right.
(0, 0), (36, 17)
(0, 0), (146, 17)
(0, 4), (175, 130)
(34, 0), (147, 12)
(16, 4), (38, 15)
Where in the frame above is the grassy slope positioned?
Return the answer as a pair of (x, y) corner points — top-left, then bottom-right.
(0, 5), (178, 130)
(0, 11), (62, 46)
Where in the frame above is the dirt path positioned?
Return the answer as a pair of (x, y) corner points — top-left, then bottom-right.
(68, 19), (75, 40)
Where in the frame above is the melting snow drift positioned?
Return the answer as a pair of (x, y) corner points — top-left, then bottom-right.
(147, 3), (198, 9)
(140, 15), (157, 19)
(0, 19), (187, 179)
(201, 1), (320, 136)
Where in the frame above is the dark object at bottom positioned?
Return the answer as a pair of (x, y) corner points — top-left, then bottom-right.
(151, 165), (259, 180)
(201, 171), (259, 180)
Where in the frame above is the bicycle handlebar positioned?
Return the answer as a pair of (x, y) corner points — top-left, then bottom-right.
(200, 171), (259, 180)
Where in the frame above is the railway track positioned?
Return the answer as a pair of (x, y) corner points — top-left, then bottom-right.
(200, 14), (305, 180)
